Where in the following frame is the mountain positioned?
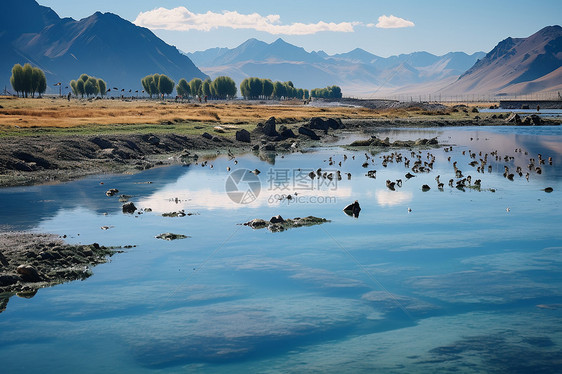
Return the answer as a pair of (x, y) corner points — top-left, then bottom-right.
(441, 25), (562, 95)
(1, 0), (207, 94)
(188, 38), (484, 97)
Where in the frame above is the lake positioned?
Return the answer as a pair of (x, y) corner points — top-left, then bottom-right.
(1, 125), (561, 373)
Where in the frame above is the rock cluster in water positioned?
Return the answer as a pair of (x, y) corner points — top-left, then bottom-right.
(244, 215), (330, 232)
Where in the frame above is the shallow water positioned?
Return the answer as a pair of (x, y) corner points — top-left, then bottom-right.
(1, 126), (561, 373)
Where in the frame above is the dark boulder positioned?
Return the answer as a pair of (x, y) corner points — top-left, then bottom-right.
(235, 129), (251, 143)
(202, 132), (213, 140)
(122, 202), (137, 214)
(270, 215), (285, 224)
(298, 126), (320, 140)
(308, 117), (344, 131)
(90, 137), (113, 149)
(277, 126), (297, 140)
(17, 264), (42, 283)
(263, 117), (278, 137)
(343, 200), (361, 218)
(505, 113), (521, 124)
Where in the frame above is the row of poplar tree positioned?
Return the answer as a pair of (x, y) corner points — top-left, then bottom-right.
(10, 63), (342, 100)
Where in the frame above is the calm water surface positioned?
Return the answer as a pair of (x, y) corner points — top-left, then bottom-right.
(1, 126), (561, 373)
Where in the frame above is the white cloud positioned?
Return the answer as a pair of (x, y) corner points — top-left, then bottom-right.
(134, 7), (359, 35)
(375, 15), (415, 29)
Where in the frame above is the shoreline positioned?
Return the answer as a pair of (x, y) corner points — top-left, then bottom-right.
(1, 116), (559, 188)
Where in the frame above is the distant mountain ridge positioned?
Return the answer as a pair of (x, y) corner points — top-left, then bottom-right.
(441, 25), (562, 95)
(0, 0), (207, 94)
(187, 39), (485, 96)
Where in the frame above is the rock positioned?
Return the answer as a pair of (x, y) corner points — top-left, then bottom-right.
(505, 113), (521, 124)
(244, 219), (268, 229)
(308, 117), (344, 131)
(298, 126), (320, 140)
(260, 143), (276, 151)
(235, 129), (251, 143)
(263, 117), (278, 137)
(17, 264), (42, 282)
(343, 200), (361, 218)
(544, 187), (554, 193)
(0, 275), (21, 287)
(422, 184), (431, 191)
(122, 202), (137, 214)
(349, 139), (372, 147)
(155, 233), (189, 240)
(146, 135), (160, 145)
(244, 216), (329, 232)
(162, 210), (187, 217)
(105, 188), (119, 196)
(90, 137), (113, 149)
(202, 132), (213, 139)
(278, 127), (297, 140)
(270, 215), (285, 224)
(522, 114), (543, 126)
(252, 144), (259, 151)
(0, 251), (8, 267)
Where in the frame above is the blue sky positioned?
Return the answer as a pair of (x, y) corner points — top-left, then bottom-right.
(39, 0), (562, 56)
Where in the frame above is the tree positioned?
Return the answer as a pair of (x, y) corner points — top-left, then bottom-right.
(157, 74), (174, 97)
(84, 77), (98, 97)
(97, 79), (107, 97)
(10, 64), (24, 97)
(189, 78), (203, 98)
(22, 63), (33, 98)
(212, 76), (237, 99)
(202, 78), (212, 98)
(76, 79), (85, 98)
(262, 79), (274, 99)
(141, 75), (153, 97)
(176, 78), (190, 97)
(273, 81), (286, 99)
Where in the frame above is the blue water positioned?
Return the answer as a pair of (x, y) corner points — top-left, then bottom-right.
(1, 126), (561, 373)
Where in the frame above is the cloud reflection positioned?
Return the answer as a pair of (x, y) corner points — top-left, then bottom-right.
(375, 190), (413, 207)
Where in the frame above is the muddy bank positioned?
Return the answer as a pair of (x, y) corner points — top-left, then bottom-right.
(0, 116), (559, 187)
(0, 232), (122, 313)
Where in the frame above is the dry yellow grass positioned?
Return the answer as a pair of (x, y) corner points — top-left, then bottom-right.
(0, 97), (378, 128)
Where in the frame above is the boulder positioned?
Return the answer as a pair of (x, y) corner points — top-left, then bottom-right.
(505, 113), (521, 124)
(202, 132), (213, 139)
(263, 117), (278, 137)
(155, 233), (189, 240)
(522, 114), (542, 126)
(343, 200), (361, 218)
(17, 264), (42, 283)
(298, 126), (320, 140)
(122, 202), (137, 214)
(244, 219), (268, 229)
(105, 188), (119, 197)
(0, 250), (9, 267)
(235, 129), (251, 143)
(0, 274), (21, 287)
(278, 127), (297, 140)
(308, 117), (344, 131)
(270, 215), (285, 224)
(261, 143), (276, 151)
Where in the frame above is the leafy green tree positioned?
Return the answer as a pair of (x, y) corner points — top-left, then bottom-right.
(22, 63), (33, 98)
(176, 78), (190, 97)
(189, 78), (203, 98)
(202, 78), (212, 98)
(10, 64), (24, 97)
(273, 81), (286, 99)
(80, 74), (89, 83)
(212, 76), (237, 99)
(157, 74), (175, 97)
(141, 75), (153, 97)
(97, 79), (107, 97)
(262, 79), (274, 99)
(76, 79), (85, 98)
(85, 77), (99, 97)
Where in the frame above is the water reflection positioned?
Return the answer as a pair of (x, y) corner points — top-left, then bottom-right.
(0, 126), (561, 373)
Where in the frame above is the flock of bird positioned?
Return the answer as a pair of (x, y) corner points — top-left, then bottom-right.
(190, 140), (555, 197)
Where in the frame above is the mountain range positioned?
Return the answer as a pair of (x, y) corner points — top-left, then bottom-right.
(440, 25), (562, 95)
(0, 0), (207, 94)
(187, 39), (486, 97)
(1, 0), (560, 98)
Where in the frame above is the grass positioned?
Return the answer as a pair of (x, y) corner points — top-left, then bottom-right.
(0, 97), (494, 137)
